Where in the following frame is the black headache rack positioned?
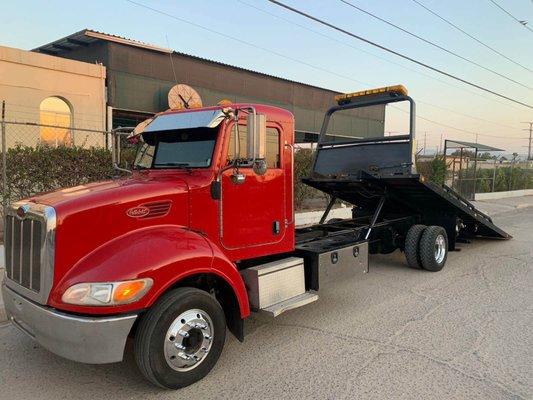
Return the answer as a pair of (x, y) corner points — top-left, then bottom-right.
(297, 90), (510, 250)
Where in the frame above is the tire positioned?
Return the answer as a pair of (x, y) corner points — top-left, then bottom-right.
(419, 226), (448, 272)
(134, 287), (226, 389)
(404, 224), (426, 269)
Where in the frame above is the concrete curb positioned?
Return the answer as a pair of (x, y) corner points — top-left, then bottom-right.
(475, 189), (533, 201)
(295, 206), (351, 227)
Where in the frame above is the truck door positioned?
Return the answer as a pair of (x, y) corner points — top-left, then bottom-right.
(220, 123), (286, 250)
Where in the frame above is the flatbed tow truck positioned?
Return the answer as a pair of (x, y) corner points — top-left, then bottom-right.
(2, 85), (510, 389)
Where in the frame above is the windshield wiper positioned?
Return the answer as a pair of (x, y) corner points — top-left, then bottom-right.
(154, 162), (196, 171)
(156, 162), (192, 167)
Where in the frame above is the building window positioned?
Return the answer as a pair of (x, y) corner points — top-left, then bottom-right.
(39, 97), (72, 146)
(227, 125), (280, 168)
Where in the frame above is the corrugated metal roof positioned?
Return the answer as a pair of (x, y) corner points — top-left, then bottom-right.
(32, 29), (341, 94)
(33, 29), (172, 55)
(445, 139), (504, 152)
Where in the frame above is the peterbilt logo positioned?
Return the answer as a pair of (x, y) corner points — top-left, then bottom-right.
(16, 204), (30, 219)
(126, 206), (150, 218)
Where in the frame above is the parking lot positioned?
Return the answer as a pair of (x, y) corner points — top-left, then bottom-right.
(0, 199), (531, 399)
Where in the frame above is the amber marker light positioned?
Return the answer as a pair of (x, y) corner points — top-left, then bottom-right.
(335, 85), (408, 104)
(113, 279), (151, 304)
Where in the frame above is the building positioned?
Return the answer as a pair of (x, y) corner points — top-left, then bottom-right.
(0, 45), (106, 148)
(33, 29), (385, 142)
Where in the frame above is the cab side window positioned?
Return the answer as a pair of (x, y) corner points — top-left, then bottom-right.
(227, 126), (280, 168)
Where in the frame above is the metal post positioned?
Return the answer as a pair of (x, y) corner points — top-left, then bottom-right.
(458, 147), (464, 193)
(106, 106), (114, 150)
(509, 160), (512, 191)
(1, 100), (7, 213)
(319, 196), (337, 225)
(492, 158), (497, 192)
(365, 195), (386, 240)
(473, 147), (478, 199)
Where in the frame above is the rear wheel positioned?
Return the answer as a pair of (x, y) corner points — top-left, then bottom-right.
(134, 287), (226, 389)
(404, 224), (426, 269)
(419, 226), (448, 272)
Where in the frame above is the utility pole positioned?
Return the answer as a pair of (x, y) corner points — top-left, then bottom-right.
(522, 122), (533, 160)
(423, 132), (427, 155)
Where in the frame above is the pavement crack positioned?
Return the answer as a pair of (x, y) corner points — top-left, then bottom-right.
(272, 321), (388, 347)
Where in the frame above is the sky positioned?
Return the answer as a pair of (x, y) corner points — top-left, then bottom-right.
(2, 0), (532, 155)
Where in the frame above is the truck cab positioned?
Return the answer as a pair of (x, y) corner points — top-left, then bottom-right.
(2, 102), (301, 388)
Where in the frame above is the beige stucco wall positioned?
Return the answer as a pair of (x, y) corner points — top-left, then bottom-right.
(0, 45), (106, 148)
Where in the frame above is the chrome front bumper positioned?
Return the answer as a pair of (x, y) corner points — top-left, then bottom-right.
(1, 283), (137, 364)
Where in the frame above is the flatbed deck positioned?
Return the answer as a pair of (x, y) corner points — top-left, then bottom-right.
(303, 174), (511, 240)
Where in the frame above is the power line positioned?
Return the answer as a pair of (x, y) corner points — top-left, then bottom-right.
(411, 0), (533, 71)
(267, 0), (532, 109)
(238, 0), (521, 111)
(339, 0), (533, 89)
(125, 0), (527, 139)
(237, 0), (524, 131)
(487, 0), (533, 33)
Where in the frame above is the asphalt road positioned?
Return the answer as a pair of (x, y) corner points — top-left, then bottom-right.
(0, 207), (531, 399)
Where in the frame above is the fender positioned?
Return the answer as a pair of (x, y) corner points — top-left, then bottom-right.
(49, 225), (249, 318)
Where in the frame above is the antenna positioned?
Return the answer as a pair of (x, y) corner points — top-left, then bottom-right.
(165, 34), (178, 84)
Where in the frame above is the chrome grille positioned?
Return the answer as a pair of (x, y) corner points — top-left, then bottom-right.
(5, 215), (43, 292)
(4, 202), (56, 304)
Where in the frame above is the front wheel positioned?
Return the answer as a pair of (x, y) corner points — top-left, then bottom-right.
(134, 287), (226, 389)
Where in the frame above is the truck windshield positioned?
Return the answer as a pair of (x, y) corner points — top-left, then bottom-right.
(134, 127), (218, 169)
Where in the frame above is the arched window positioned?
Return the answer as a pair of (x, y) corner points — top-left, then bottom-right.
(39, 97), (72, 146)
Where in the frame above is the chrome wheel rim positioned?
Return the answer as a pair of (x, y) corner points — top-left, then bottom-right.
(434, 234), (446, 264)
(164, 309), (214, 371)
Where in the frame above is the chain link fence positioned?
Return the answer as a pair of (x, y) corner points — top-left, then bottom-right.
(445, 156), (533, 199)
(0, 114), (135, 241)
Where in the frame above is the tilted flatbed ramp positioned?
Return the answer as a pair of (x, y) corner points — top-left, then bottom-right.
(305, 87), (511, 244)
(303, 174), (511, 240)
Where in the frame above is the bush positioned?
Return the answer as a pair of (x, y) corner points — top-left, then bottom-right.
(416, 156), (447, 185)
(293, 148), (316, 209)
(0, 144), (123, 206)
(475, 166), (533, 193)
(430, 156), (447, 185)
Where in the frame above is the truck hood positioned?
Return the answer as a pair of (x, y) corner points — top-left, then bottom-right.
(29, 173), (190, 220)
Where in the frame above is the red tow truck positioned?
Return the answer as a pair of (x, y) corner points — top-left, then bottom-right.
(2, 85), (509, 389)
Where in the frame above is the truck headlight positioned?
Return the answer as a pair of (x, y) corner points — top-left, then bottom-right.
(62, 278), (153, 306)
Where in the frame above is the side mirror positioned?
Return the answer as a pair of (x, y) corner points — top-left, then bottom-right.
(246, 113), (266, 163)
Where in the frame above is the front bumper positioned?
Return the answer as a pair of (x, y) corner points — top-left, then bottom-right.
(1, 283), (138, 364)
